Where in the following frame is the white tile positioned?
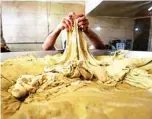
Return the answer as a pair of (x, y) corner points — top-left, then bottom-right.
(49, 3), (64, 14)
(3, 25), (48, 43)
(98, 17), (111, 28)
(2, 1), (47, 14)
(125, 28), (133, 39)
(4, 37), (45, 43)
(2, 13), (47, 26)
(63, 3), (85, 15)
(102, 37), (111, 44)
(3, 25), (48, 37)
(48, 14), (60, 31)
(99, 17), (120, 28)
(8, 43), (43, 51)
(99, 28), (111, 38)
(119, 18), (134, 29)
(109, 28), (126, 39)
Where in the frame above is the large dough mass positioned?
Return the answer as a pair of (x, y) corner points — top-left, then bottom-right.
(1, 20), (152, 119)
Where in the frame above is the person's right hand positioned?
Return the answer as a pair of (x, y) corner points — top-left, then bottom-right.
(57, 12), (75, 31)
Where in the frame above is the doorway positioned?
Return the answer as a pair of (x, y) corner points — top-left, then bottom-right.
(133, 18), (151, 51)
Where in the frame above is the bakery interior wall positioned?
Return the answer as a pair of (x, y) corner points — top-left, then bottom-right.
(87, 16), (134, 45)
(86, 1), (152, 51)
(1, 1), (152, 51)
(1, 1), (85, 51)
(1, 1), (134, 51)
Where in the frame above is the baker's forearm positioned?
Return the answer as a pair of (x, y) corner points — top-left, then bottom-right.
(43, 25), (61, 50)
(84, 28), (105, 49)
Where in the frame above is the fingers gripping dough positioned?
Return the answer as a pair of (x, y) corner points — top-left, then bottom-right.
(44, 19), (106, 81)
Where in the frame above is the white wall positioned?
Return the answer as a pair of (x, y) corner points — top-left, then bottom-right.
(88, 15), (134, 45)
(1, 1), (136, 51)
(2, 2), (48, 43)
(2, 1), (85, 51)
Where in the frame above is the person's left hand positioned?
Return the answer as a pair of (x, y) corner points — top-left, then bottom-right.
(75, 14), (89, 32)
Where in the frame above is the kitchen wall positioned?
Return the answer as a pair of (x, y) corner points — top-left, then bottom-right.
(1, 1), (134, 51)
(1, 1), (151, 52)
(87, 15), (134, 45)
(1, 1), (84, 51)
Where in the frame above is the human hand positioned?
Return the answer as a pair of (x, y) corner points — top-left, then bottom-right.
(57, 12), (75, 32)
(57, 12), (89, 32)
(76, 14), (89, 32)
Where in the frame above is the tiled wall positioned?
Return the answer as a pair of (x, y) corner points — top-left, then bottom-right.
(1, 1), (85, 51)
(1, 1), (136, 51)
(87, 15), (134, 45)
(1, 2), (152, 52)
(2, 2), (48, 43)
(7, 43), (43, 52)
(2, 1), (135, 51)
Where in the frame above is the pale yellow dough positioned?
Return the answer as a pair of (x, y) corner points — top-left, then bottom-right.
(1, 20), (152, 119)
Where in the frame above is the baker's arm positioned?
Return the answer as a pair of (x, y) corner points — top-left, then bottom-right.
(84, 28), (105, 49)
(42, 13), (74, 50)
(42, 26), (61, 50)
(76, 14), (105, 49)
